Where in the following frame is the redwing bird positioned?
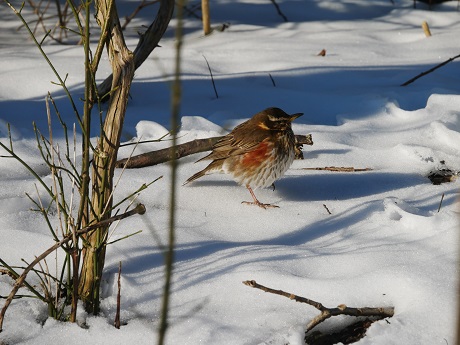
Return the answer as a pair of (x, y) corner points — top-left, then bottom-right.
(183, 107), (303, 209)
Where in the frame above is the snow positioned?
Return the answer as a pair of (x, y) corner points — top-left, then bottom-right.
(1, 0), (459, 344)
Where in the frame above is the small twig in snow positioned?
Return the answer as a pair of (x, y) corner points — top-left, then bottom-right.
(303, 166), (372, 172)
(270, 0), (288, 22)
(268, 73), (276, 87)
(437, 193), (445, 213)
(202, 54), (219, 99)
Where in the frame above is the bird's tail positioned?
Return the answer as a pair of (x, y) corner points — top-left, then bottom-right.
(183, 170), (207, 186)
(183, 160), (223, 186)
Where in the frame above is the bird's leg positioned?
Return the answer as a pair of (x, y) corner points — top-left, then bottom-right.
(242, 185), (279, 209)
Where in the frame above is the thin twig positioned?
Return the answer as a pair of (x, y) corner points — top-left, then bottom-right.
(437, 193), (445, 213)
(268, 73), (276, 87)
(243, 280), (394, 333)
(269, 0), (288, 22)
(121, 0), (160, 30)
(202, 54), (219, 99)
(323, 204), (332, 215)
(401, 53), (460, 86)
(158, 0), (182, 342)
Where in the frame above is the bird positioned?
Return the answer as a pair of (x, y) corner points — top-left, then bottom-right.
(183, 107), (303, 209)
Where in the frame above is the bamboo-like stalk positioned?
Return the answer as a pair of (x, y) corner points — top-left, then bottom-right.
(202, 0), (211, 35)
(77, 0), (135, 314)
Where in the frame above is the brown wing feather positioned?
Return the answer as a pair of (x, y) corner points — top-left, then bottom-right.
(197, 120), (269, 162)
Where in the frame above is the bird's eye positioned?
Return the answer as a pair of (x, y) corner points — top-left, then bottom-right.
(267, 114), (279, 121)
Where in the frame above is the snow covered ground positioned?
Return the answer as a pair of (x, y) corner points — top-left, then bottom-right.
(0, 0), (459, 344)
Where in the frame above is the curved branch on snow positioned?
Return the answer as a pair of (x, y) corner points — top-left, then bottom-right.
(242, 280), (394, 333)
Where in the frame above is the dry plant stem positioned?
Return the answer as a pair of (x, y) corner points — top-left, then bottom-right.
(158, 0), (183, 342)
(422, 21), (431, 37)
(242, 280), (394, 333)
(0, 269), (17, 280)
(401, 53), (460, 86)
(0, 204), (145, 333)
(437, 193), (445, 213)
(115, 134), (313, 169)
(202, 0), (211, 35)
(269, 73), (276, 87)
(303, 166), (372, 172)
(121, 0), (159, 30)
(270, 0), (288, 22)
(78, 0), (135, 314)
(114, 261), (121, 329)
(202, 54), (218, 98)
(97, 0), (175, 99)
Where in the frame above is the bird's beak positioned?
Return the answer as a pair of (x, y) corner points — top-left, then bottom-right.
(289, 113), (303, 121)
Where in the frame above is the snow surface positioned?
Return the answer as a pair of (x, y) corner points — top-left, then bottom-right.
(1, 0), (459, 344)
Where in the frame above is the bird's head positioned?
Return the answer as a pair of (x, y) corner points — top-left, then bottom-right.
(255, 107), (303, 131)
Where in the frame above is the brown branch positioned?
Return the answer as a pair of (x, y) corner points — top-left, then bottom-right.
(116, 134), (313, 169)
(243, 280), (394, 333)
(121, 0), (160, 30)
(303, 166), (372, 172)
(98, 0), (175, 100)
(401, 53), (460, 86)
(0, 269), (16, 281)
(0, 203), (146, 333)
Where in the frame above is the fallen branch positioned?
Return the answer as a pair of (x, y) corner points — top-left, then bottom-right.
(303, 166), (372, 172)
(401, 53), (460, 86)
(115, 134), (313, 169)
(0, 203), (146, 333)
(243, 280), (394, 333)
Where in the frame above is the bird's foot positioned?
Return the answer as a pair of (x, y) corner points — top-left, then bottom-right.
(241, 200), (279, 209)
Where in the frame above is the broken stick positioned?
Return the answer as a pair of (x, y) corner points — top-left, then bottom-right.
(303, 166), (372, 172)
(242, 280), (394, 333)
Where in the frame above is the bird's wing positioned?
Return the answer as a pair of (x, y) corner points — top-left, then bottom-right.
(197, 122), (267, 162)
